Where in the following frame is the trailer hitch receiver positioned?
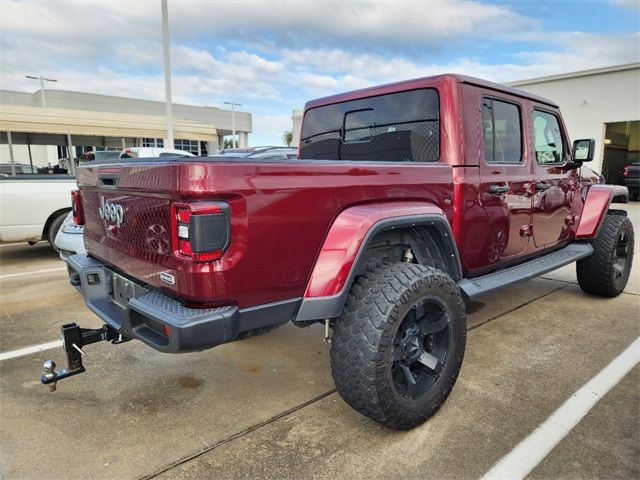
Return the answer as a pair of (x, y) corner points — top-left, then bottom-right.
(40, 323), (124, 391)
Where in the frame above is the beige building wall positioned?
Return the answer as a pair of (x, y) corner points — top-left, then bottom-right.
(292, 109), (303, 147)
(0, 88), (252, 164)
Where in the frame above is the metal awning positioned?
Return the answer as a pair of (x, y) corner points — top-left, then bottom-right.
(0, 105), (217, 142)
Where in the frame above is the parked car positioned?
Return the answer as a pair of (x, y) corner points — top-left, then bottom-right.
(54, 211), (85, 259)
(0, 163), (40, 175)
(210, 146), (297, 160)
(119, 147), (195, 159)
(80, 150), (122, 162)
(44, 74), (633, 431)
(623, 162), (640, 200)
(245, 147), (297, 160)
(0, 172), (75, 247)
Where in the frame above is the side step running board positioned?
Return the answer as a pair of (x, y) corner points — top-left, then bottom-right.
(458, 242), (593, 299)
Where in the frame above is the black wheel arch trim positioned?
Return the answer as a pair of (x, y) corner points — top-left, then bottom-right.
(295, 214), (462, 322)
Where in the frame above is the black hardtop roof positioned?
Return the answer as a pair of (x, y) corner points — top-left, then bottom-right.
(304, 73), (559, 110)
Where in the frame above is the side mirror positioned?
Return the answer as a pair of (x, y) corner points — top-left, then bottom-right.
(572, 138), (595, 162)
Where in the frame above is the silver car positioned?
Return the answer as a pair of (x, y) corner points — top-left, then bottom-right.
(54, 211), (85, 260)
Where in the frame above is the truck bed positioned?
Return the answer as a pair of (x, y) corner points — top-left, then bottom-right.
(78, 158), (456, 308)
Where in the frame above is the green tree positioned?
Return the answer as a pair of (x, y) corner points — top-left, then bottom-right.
(282, 130), (294, 147)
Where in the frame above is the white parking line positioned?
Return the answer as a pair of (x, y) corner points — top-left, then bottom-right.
(480, 336), (640, 480)
(0, 340), (63, 361)
(0, 242), (28, 247)
(0, 267), (67, 280)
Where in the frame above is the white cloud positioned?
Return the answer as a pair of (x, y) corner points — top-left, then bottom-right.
(1, 0), (638, 146)
(251, 113), (294, 144)
(0, 0), (528, 53)
(608, 0), (640, 9)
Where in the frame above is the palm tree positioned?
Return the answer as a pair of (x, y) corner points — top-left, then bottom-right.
(282, 130), (293, 147)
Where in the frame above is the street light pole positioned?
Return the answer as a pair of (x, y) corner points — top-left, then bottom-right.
(223, 101), (242, 148)
(161, 0), (175, 149)
(25, 75), (57, 107)
(26, 75), (57, 166)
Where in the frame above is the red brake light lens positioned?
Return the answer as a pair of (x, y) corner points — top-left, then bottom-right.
(623, 164), (630, 177)
(176, 209), (192, 224)
(71, 189), (85, 225)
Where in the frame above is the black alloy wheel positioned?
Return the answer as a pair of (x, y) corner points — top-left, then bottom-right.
(391, 298), (450, 400)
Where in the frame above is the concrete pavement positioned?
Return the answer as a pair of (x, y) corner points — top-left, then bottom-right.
(1, 204), (638, 479)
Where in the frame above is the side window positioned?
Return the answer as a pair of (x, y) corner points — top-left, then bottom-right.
(533, 110), (565, 164)
(482, 98), (522, 164)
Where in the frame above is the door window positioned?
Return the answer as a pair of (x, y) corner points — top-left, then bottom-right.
(481, 98), (522, 164)
(533, 110), (565, 165)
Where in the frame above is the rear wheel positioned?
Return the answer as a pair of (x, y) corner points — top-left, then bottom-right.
(330, 263), (466, 430)
(47, 212), (68, 252)
(577, 213), (634, 297)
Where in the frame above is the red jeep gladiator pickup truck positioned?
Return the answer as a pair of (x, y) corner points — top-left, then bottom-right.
(43, 74), (634, 430)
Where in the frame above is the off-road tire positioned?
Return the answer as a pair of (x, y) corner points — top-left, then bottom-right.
(47, 212), (67, 252)
(577, 213), (634, 297)
(330, 263), (466, 430)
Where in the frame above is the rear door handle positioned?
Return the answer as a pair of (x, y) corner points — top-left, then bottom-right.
(488, 184), (510, 194)
(535, 182), (552, 191)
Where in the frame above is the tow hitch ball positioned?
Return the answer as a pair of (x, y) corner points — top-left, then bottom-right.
(40, 323), (122, 391)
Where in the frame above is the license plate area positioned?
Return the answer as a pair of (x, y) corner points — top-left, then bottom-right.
(111, 272), (147, 309)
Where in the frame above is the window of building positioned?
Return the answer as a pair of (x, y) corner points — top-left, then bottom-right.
(481, 98), (522, 164)
(175, 139), (200, 155)
(142, 138), (164, 148)
(533, 110), (565, 165)
(299, 88), (440, 162)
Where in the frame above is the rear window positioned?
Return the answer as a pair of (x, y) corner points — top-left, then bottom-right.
(300, 89), (439, 162)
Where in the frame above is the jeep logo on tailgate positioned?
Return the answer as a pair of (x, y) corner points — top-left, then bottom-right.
(98, 196), (124, 227)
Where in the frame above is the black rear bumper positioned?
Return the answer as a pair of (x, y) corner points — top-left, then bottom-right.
(66, 254), (299, 353)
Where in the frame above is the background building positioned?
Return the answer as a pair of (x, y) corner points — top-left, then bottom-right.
(510, 63), (639, 184)
(292, 63), (640, 183)
(0, 88), (252, 168)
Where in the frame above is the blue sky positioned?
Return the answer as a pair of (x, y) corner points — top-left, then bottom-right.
(1, 0), (638, 146)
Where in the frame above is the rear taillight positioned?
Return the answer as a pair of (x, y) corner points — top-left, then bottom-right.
(171, 202), (229, 262)
(622, 164), (630, 177)
(71, 189), (85, 225)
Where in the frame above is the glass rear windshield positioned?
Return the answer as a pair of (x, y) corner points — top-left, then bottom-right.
(299, 88), (439, 162)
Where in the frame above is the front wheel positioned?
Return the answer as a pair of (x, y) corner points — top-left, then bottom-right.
(330, 263), (466, 430)
(577, 213), (634, 297)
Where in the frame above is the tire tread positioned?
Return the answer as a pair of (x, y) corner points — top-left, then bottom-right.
(330, 262), (466, 430)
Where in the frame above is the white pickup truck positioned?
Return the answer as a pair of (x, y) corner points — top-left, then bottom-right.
(0, 174), (76, 247)
(0, 148), (195, 249)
